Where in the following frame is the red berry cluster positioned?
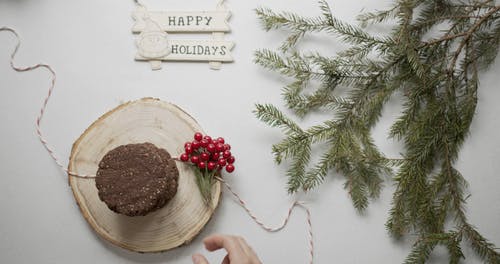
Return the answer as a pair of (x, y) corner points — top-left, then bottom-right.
(179, 132), (235, 173)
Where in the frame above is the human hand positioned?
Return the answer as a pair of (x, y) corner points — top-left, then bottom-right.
(192, 234), (262, 264)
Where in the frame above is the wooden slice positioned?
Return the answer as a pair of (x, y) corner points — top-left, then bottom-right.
(68, 97), (221, 253)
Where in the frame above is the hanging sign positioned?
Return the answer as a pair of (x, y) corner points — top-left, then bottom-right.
(132, 0), (234, 70)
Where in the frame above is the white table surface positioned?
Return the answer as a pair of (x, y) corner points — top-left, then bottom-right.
(1, 1), (499, 263)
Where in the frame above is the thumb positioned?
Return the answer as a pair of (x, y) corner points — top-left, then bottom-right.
(192, 253), (210, 264)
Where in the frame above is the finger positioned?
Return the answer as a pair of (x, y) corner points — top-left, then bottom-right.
(235, 237), (261, 263)
(204, 234), (246, 261)
(221, 254), (230, 264)
(249, 249), (262, 264)
(236, 236), (253, 257)
(203, 234), (241, 253)
(192, 253), (210, 264)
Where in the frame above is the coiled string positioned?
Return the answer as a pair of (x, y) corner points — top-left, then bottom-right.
(1, 26), (313, 264)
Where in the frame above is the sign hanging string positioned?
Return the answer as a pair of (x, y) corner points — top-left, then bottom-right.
(1, 26), (314, 264)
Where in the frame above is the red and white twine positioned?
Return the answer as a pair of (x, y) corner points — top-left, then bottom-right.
(1, 27), (95, 178)
(216, 176), (314, 264)
(1, 26), (314, 263)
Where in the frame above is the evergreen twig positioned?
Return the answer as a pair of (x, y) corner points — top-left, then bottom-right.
(254, 0), (500, 262)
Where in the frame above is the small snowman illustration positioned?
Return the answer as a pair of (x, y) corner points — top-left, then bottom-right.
(136, 15), (170, 69)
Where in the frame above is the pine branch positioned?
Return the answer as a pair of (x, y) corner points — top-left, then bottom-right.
(254, 104), (303, 136)
(256, 0), (390, 52)
(254, 0), (500, 262)
(448, 5), (500, 75)
(404, 232), (465, 264)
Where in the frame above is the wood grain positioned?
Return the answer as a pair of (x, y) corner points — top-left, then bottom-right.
(68, 98), (221, 253)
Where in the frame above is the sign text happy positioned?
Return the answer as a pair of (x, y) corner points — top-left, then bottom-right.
(133, 11), (231, 33)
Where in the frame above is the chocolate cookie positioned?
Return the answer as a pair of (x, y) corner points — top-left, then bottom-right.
(96, 143), (179, 216)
